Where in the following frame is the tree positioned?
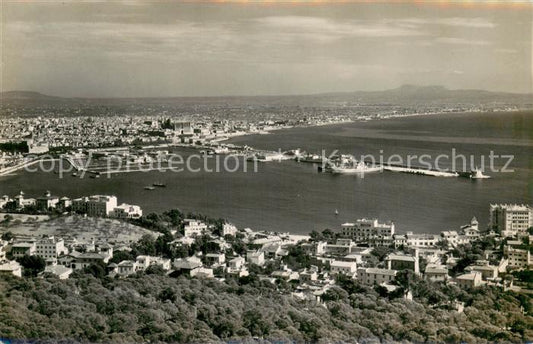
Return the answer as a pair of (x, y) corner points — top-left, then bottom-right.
(1, 231), (14, 241)
(132, 234), (157, 256)
(17, 255), (46, 277)
(83, 263), (106, 279)
(242, 309), (270, 337)
(157, 287), (177, 302)
(145, 265), (166, 275)
(283, 246), (311, 270)
(109, 250), (135, 264)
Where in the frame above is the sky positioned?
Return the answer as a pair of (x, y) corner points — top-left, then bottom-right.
(1, 0), (532, 97)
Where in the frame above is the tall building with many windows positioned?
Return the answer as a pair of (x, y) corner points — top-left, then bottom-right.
(72, 195), (118, 217)
(36, 236), (68, 259)
(489, 204), (532, 237)
(341, 218), (395, 242)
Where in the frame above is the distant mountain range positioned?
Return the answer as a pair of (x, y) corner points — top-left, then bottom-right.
(1, 85), (531, 106)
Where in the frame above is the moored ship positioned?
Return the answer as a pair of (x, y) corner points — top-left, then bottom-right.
(470, 168), (490, 179)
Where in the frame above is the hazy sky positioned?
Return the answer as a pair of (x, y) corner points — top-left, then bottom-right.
(1, 1), (532, 97)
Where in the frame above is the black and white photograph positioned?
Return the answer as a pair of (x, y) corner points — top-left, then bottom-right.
(0, 0), (532, 342)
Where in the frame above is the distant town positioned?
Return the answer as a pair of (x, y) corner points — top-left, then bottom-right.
(1, 98), (528, 178)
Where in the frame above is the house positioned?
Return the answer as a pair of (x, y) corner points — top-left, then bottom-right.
(465, 264), (499, 280)
(67, 251), (109, 270)
(386, 253), (419, 273)
(171, 237), (195, 247)
(58, 197), (72, 210)
(228, 256), (245, 270)
(36, 191), (60, 210)
(455, 271), (482, 288)
(461, 217), (481, 239)
(222, 223), (238, 236)
(246, 250), (265, 266)
(404, 232), (441, 248)
(14, 191), (35, 209)
(117, 260), (138, 276)
(440, 231), (470, 247)
(0, 195), (12, 209)
(44, 264), (73, 279)
(424, 264), (449, 282)
(272, 268), (299, 281)
(191, 267), (214, 278)
(204, 253), (225, 266)
(342, 253), (364, 264)
(136, 255), (171, 271)
(330, 260), (357, 276)
(112, 203), (143, 219)
(262, 243), (288, 259)
(183, 219), (208, 237)
(173, 257), (203, 275)
(0, 260), (22, 277)
(302, 241), (328, 256)
(357, 267), (398, 286)
(299, 268), (318, 282)
(325, 239), (358, 256)
(10, 242), (36, 258)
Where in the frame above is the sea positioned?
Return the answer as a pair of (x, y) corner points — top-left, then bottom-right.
(1, 111), (532, 235)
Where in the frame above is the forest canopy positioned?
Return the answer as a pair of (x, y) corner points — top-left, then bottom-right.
(0, 271), (532, 343)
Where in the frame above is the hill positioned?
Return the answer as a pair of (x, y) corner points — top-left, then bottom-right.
(1, 85), (531, 107)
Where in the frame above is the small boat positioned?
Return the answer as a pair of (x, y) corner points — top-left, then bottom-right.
(153, 182), (166, 187)
(300, 154), (324, 163)
(72, 172), (77, 177)
(470, 168), (490, 179)
(144, 186), (155, 190)
(335, 209), (339, 215)
(330, 162), (382, 174)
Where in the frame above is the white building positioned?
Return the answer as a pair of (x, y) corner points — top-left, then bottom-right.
(403, 232), (441, 248)
(112, 203), (143, 219)
(386, 253), (419, 273)
(455, 271), (482, 288)
(330, 260), (357, 276)
(136, 255), (171, 270)
(183, 219), (208, 237)
(424, 264), (449, 282)
(341, 218), (395, 242)
(505, 246), (531, 268)
(72, 195), (118, 217)
(191, 267), (214, 278)
(44, 264), (73, 279)
(0, 195), (12, 209)
(357, 267), (398, 286)
(246, 250), (265, 266)
(35, 237), (68, 259)
(10, 242), (36, 258)
(222, 223), (238, 236)
(0, 260), (22, 277)
(205, 253), (226, 266)
(228, 256), (245, 270)
(36, 191), (60, 210)
(14, 191), (35, 209)
(490, 204), (532, 237)
(116, 260), (138, 276)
